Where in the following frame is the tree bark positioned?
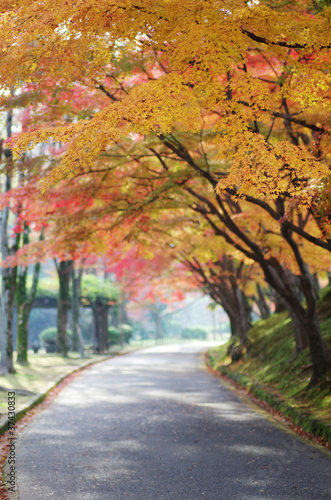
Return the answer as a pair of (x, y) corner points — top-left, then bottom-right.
(154, 308), (164, 344)
(92, 307), (101, 352)
(0, 208), (16, 374)
(16, 264), (29, 364)
(99, 302), (109, 351)
(118, 300), (124, 348)
(16, 226), (41, 364)
(233, 288), (251, 345)
(71, 267), (85, 356)
(0, 256), (17, 374)
(92, 309), (99, 352)
(0, 110), (17, 374)
(279, 226), (329, 383)
(90, 298), (109, 352)
(273, 291), (287, 313)
(255, 284), (270, 319)
(55, 259), (72, 357)
(287, 305), (309, 354)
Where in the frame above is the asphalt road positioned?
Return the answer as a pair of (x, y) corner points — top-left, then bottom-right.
(12, 344), (331, 500)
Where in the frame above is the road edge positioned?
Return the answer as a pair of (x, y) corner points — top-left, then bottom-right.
(204, 351), (331, 451)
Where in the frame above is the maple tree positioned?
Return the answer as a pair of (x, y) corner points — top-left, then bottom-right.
(2, 165), (192, 352)
(0, 0), (331, 386)
(127, 136), (330, 384)
(0, 0), (329, 201)
(3, 92), (330, 382)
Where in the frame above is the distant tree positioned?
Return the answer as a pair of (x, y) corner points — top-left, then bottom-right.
(81, 274), (119, 352)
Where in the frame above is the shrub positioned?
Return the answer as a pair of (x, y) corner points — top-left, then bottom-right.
(39, 327), (57, 343)
(181, 327), (207, 340)
(39, 327), (72, 344)
(108, 326), (121, 345)
(108, 324), (133, 345)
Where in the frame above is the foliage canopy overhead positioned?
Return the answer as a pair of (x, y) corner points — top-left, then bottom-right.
(1, 0), (330, 202)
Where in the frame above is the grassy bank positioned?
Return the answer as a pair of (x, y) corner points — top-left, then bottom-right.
(0, 346), (138, 429)
(208, 285), (331, 441)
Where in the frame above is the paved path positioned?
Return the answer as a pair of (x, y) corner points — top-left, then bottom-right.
(13, 344), (330, 499)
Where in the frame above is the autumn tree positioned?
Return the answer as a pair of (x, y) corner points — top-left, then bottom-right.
(1, 0), (331, 384)
(0, 0), (329, 203)
(121, 133), (330, 383)
(8, 104), (330, 383)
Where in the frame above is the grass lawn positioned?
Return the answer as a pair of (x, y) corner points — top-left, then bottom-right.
(0, 349), (122, 426)
(209, 285), (331, 426)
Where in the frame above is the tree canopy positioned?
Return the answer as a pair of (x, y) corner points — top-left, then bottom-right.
(1, 0), (330, 200)
(0, 0), (330, 384)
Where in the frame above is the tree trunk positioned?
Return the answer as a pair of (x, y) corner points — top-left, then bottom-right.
(118, 300), (124, 348)
(230, 318), (237, 336)
(285, 290), (328, 385)
(0, 110), (17, 374)
(16, 267), (29, 365)
(0, 208), (18, 374)
(234, 288), (251, 345)
(287, 305), (309, 354)
(263, 259), (328, 384)
(92, 308), (101, 352)
(71, 267), (85, 356)
(274, 292), (287, 313)
(0, 262), (17, 374)
(266, 264), (309, 353)
(92, 309), (99, 352)
(312, 272), (320, 299)
(99, 306), (109, 351)
(266, 237), (329, 384)
(16, 226), (41, 364)
(55, 260), (72, 357)
(209, 284), (248, 344)
(91, 298), (108, 352)
(110, 305), (119, 328)
(154, 308), (164, 344)
(304, 306), (329, 387)
(256, 284), (270, 319)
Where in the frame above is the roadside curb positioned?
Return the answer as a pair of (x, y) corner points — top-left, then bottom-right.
(205, 352), (331, 443)
(0, 350), (132, 437)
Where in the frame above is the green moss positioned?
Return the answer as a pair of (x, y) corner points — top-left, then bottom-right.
(208, 285), (331, 439)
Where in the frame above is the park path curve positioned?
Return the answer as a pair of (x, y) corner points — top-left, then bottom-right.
(13, 343), (330, 500)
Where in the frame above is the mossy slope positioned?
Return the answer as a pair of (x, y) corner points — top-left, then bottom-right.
(209, 286), (331, 439)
